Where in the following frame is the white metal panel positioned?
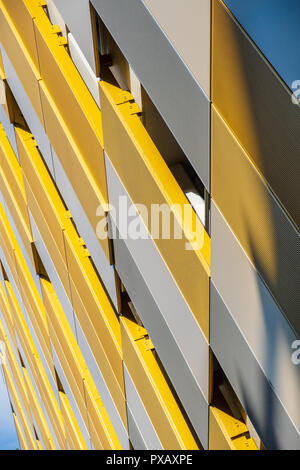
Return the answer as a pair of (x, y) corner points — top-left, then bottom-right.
(52, 0), (98, 74)
(46, 0), (68, 38)
(68, 33), (100, 107)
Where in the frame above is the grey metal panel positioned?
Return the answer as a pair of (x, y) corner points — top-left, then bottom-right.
(211, 201), (300, 434)
(51, 147), (119, 310)
(126, 407), (147, 451)
(0, 46), (55, 177)
(105, 153), (208, 396)
(75, 320), (129, 450)
(114, 228), (208, 447)
(28, 211), (77, 339)
(91, 0), (210, 189)
(105, 153), (209, 448)
(52, 0), (98, 75)
(123, 365), (162, 450)
(210, 282), (300, 450)
(141, 0), (211, 98)
(51, 348), (91, 449)
(68, 33), (100, 107)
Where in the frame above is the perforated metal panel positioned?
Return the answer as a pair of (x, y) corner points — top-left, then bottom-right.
(213, 0), (300, 230)
(212, 106), (300, 336)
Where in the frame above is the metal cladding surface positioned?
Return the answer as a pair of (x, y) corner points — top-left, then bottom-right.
(0, 0), (298, 451)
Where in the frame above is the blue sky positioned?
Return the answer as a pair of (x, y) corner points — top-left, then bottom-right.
(224, 0), (300, 89)
(0, 370), (19, 450)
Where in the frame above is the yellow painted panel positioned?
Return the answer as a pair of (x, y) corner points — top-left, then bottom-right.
(41, 279), (88, 423)
(0, 0), (43, 123)
(38, 81), (111, 262)
(33, 9), (107, 199)
(4, 337), (54, 450)
(3, 281), (62, 448)
(1, 0), (43, 69)
(0, 79), (15, 121)
(212, 0), (300, 231)
(0, 128), (34, 267)
(0, 283), (19, 353)
(23, 367), (56, 450)
(27, 357), (67, 449)
(83, 379), (122, 450)
(5, 282), (39, 381)
(0, 126), (29, 224)
(209, 407), (257, 450)
(12, 252), (54, 377)
(22, 175), (71, 299)
(36, 439), (43, 450)
(13, 412), (28, 450)
(67, 276), (127, 430)
(0, 197), (54, 376)
(0, 169), (34, 269)
(59, 392), (87, 450)
(41, 277), (123, 450)
(2, 362), (37, 450)
(4, 280), (67, 449)
(15, 127), (67, 263)
(100, 81), (210, 338)
(0, 237), (16, 290)
(41, 275), (126, 431)
(0, 320), (33, 428)
(0, 48), (5, 78)
(63, 228), (123, 392)
(121, 316), (199, 450)
(211, 105), (279, 283)
(5, 281), (40, 378)
(211, 106), (300, 332)
(1, 342), (31, 425)
(15, 126), (72, 298)
(0, 207), (16, 260)
(0, 204), (22, 287)
(47, 322), (89, 431)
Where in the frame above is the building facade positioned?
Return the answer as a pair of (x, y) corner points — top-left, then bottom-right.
(0, 0), (299, 450)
